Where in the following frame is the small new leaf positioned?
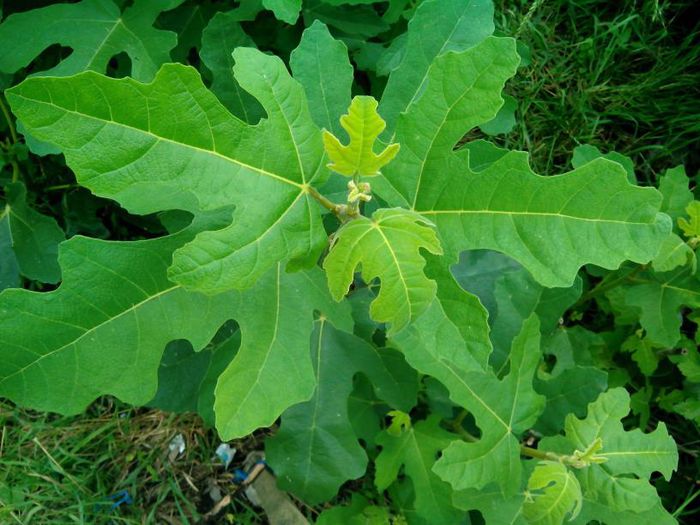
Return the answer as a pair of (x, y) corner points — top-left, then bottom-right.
(386, 410), (412, 436)
(323, 208), (442, 333)
(323, 96), (400, 177)
(523, 461), (583, 525)
(540, 388), (678, 514)
(678, 201), (700, 247)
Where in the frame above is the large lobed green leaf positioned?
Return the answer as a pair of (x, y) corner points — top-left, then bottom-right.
(394, 314), (545, 495)
(541, 388), (678, 518)
(377, 36), (670, 288)
(0, 223), (233, 413)
(214, 263), (353, 439)
(7, 49), (329, 294)
(0, 0), (184, 80)
(378, 0), (495, 136)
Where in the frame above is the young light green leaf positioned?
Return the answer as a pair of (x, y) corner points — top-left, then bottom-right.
(378, 0), (495, 137)
(522, 461), (582, 525)
(214, 265), (352, 439)
(323, 208), (442, 333)
(540, 388), (678, 514)
(0, 0), (184, 80)
(199, 10), (263, 123)
(322, 96), (400, 177)
(8, 51), (329, 294)
(266, 320), (416, 503)
(678, 201), (700, 242)
(375, 416), (464, 524)
(0, 182), (64, 287)
(431, 315), (546, 494)
(291, 20), (353, 136)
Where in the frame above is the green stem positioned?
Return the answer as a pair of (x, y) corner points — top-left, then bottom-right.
(449, 410), (478, 442)
(11, 161), (19, 183)
(45, 183), (78, 191)
(0, 96), (18, 145)
(305, 185), (341, 214)
(520, 445), (562, 462)
(448, 413), (592, 467)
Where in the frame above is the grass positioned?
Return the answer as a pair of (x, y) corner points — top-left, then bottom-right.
(0, 399), (265, 524)
(490, 0), (700, 183)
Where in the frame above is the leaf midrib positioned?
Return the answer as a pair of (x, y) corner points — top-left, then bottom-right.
(9, 92), (304, 189)
(420, 208), (655, 226)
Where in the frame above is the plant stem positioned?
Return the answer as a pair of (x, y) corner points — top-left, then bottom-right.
(0, 96), (18, 145)
(305, 185), (340, 214)
(448, 413), (591, 467)
(520, 445), (562, 462)
(448, 410), (478, 442)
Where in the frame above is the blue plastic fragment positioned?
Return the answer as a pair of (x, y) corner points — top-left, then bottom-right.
(108, 489), (133, 510)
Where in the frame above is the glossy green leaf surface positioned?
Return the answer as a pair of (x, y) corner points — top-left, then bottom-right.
(263, 0), (301, 24)
(214, 264), (352, 439)
(541, 388), (678, 514)
(8, 50), (328, 294)
(431, 315), (545, 494)
(378, 36), (670, 287)
(290, 20), (353, 136)
(0, 226), (233, 413)
(378, 0), (495, 136)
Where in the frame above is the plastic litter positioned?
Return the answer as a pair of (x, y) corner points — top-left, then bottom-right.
(215, 442), (236, 469)
(167, 433), (186, 461)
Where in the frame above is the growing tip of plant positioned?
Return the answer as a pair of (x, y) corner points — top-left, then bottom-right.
(322, 96), (400, 178)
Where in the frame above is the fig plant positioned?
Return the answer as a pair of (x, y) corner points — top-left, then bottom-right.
(1, 1), (695, 523)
